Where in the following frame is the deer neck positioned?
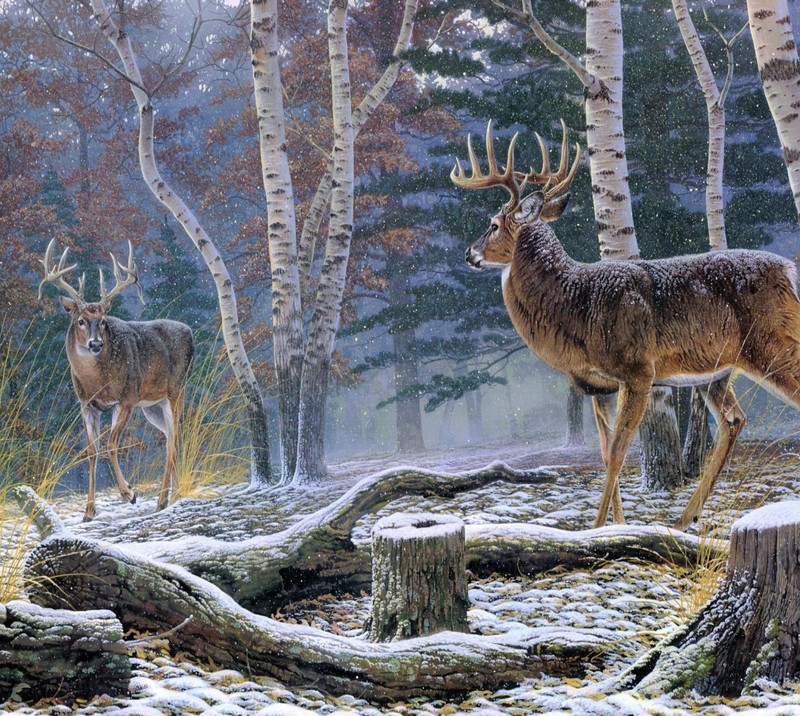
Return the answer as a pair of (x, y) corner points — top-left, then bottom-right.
(502, 222), (578, 363)
(65, 325), (118, 404)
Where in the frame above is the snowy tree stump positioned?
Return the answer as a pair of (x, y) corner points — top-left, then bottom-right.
(0, 601), (129, 703)
(368, 513), (469, 641)
(621, 501), (800, 696)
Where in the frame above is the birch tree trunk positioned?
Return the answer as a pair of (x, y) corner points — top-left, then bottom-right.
(297, 0), (418, 302)
(90, 0), (273, 485)
(293, 0), (356, 482)
(584, 0), (683, 489)
(748, 0), (800, 219)
(251, 0), (305, 481)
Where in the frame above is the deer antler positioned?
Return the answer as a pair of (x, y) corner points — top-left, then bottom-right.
(99, 240), (145, 308)
(38, 239), (86, 306)
(451, 120), (522, 214)
(520, 119), (582, 202)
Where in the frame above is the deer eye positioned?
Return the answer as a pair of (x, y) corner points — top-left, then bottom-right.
(491, 223), (499, 232)
(100, 319), (106, 328)
(78, 318), (86, 327)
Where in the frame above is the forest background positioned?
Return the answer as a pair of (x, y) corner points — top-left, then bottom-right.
(2, 0), (798, 494)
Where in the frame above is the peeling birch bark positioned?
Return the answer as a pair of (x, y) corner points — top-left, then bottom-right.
(293, 0), (356, 483)
(89, 0), (273, 485)
(250, 0), (305, 481)
(748, 0), (800, 220)
(298, 0), (418, 299)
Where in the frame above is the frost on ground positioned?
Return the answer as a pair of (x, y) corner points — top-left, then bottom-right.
(4, 439), (800, 715)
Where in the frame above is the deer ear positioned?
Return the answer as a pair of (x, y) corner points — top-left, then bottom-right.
(541, 193), (571, 223)
(60, 296), (77, 314)
(513, 191), (545, 224)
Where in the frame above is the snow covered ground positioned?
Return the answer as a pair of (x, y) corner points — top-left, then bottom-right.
(4, 439), (800, 715)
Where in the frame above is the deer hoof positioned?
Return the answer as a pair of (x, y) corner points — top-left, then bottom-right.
(129, 492), (137, 505)
(82, 513), (94, 523)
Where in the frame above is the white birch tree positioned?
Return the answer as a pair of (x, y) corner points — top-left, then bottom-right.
(747, 0), (800, 219)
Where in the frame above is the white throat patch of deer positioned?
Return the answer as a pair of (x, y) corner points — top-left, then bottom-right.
(452, 120), (800, 529)
(39, 239), (194, 521)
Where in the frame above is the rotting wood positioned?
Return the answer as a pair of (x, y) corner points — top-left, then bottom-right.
(0, 600), (129, 703)
(368, 513), (468, 641)
(617, 501), (800, 697)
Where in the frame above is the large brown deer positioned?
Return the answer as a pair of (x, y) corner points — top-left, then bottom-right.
(39, 240), (194, 521)
(451, 121), (800, 529)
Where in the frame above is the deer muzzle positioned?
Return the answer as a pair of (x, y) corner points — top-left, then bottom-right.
(465, 243), (485, 269)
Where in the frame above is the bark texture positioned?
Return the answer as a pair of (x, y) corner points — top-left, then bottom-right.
(748, 0), (800, 219)
(368, 513), (468, 641)
(23, 536), (607, 701)
(639, 386), (684, 491)
(293, 0), (356, 483)
(251, 0), (305, 481)
(0, 600), (129, 703)
(90, 0), (273, 484)
(682, 387), (711, 479)
(620, 502), (800, 697)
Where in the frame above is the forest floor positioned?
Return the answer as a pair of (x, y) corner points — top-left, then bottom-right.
(5, 437), (800, 715)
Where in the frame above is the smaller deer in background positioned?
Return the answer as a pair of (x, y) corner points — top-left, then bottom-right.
(451, 121), (800, 530)
(39, 240), (194, 521)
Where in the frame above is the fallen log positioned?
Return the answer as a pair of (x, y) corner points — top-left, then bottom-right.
(0, 600), (129, 703)
(23, 532), (610, 701)
(618, 502), (800, 697)
(13, 480), (726, 616)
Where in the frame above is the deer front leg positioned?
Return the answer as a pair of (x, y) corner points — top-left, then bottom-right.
(109, 404), (137, 505)
(676, 377), (744, 530)
(591, 393), (623, 522)
(594, 382), (652, 528)
(80, 403), (102, 522)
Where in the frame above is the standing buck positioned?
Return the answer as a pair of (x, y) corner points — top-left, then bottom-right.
(451, 121), (800, 529)
(39, 240), (194, 521)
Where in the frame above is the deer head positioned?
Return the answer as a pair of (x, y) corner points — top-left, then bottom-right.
(451, 120), (581, 268)
(39, 239), (144, 357)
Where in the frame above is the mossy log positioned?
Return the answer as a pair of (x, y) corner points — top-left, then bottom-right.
(618, 502), (800, 697)
(13, 477), (726, 618)
(23, 533), (610, 701)
(0, 600), (129, 703)
(368, 513), (468, 641)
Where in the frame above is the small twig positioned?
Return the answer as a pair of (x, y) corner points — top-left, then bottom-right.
(125, 615), (194, 647)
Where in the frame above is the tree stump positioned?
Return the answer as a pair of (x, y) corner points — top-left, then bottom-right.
(368, 513), (469, 642)
(0, 600), (130, 703)
(621, 501), (800, 696)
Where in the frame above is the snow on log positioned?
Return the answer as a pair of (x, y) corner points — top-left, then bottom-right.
(464, 523), (727, 575)
(368, 513), (468, 641)
(0, 600), (129, 703)
(618, 501), (800, 696)
(12, 485), (725, 618)
(23, 534), (610, 700)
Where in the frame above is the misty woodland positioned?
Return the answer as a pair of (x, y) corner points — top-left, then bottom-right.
(4, 0), (800, 714)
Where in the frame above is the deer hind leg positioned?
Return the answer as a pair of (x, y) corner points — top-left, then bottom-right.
(80, 403), (102, 522)
(676, 377), (744, 531)
(591, 393), (623, 522)
(109, 404), (137, 505)
(145, 398), (180, 511)
(594, 382), (652, 528)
